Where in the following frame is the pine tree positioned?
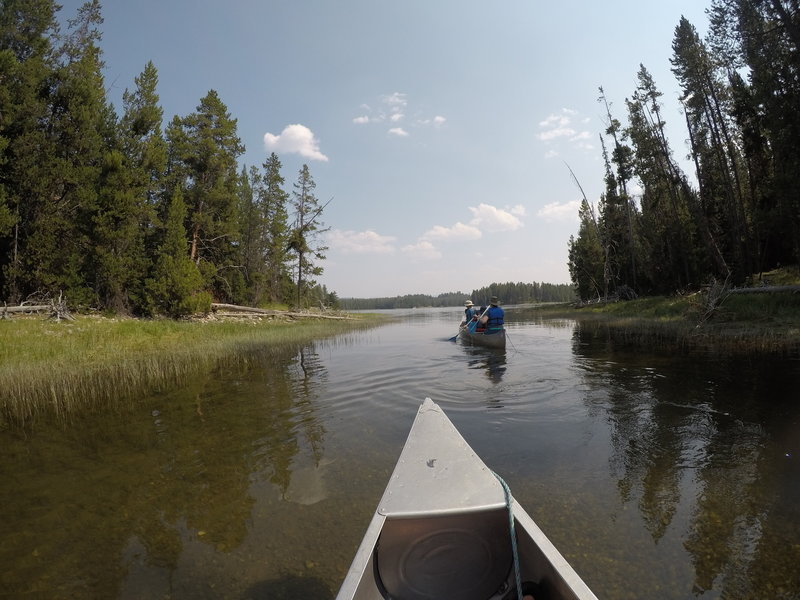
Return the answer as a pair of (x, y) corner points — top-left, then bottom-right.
(145, 189), (207, 317)
(708, 0), (800, 268)
(23, 0), (114, 305)
(261, 153), (291, 304)
(166, 90), (244, 302)
(625, 66), (693, 291)
(0, 0), (61, 301)
(568, 200), (606, 301)
(237, 165), (262, 303)
(289, 164), (329, 307)
(671, 16), (752, 282)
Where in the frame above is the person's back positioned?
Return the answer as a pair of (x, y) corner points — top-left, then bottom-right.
(481, 296), (504, 332)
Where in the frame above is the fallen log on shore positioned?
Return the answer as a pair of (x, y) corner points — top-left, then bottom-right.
(210, 303), (351, 320)
(1, 304), (51, 314)
(1, 297), (75, 321)
(729, 285), (800, 294)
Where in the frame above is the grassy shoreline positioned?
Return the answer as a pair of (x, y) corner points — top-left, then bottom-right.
(527, 289), (800, 356)
(0, 313), (387, 425)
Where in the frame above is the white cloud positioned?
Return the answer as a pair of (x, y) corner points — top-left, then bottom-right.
(468, 203), (524, 232)
(538, 127), (576, 141)
(422, 222), (482, 241)
(433, 115), (446, 126)
(264, 124), (329, 161)
(401, 240), (441, 260)
(536, 200), (581, 222)
(328, 229), (396, 254)
(544, 149), (559, 159)
(388, 127), (409, 137)
(538, 108), (592, 148)
(383, 92), (407, 108)
(510, 204), (526, 217)
(353, 115), (370, 124)
(390, 112), (404, 122)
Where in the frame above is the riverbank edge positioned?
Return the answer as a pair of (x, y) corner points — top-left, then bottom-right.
(526, 290), (800, 356)
(0, 311), (390, 425)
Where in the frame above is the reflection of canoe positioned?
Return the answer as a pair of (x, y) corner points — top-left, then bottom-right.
(336, 398), (598, 600)
(458, 325), (506, 349)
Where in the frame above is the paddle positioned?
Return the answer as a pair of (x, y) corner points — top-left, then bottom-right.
(468, 305), (490, 333)
(449, 305), (483, 341)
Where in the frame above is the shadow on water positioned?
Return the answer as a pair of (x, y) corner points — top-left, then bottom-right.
(571, 320), (800, 599)
(244, 574), (333, 600)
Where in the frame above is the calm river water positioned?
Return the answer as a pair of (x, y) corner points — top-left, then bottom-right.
(1, 307), (799, 599)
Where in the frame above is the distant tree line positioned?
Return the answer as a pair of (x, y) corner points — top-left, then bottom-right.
(0, 0), (333, 316)
(468, 281), (574, 305)
(339, 292), (466, 310)
(339, 282), (574, 310)
(569, 3), (800, 301)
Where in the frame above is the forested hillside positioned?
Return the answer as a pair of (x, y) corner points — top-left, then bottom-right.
(0, 0), (333, 316)
(569, 2), (800, 301)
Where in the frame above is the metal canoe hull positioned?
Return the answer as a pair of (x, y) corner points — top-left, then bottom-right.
(335, 398), (598, 600)
(458, 327), (507, 349)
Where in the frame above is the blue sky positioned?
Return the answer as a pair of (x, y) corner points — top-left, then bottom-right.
(61, 0), (710, 298)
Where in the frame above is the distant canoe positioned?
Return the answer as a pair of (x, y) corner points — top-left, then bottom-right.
(458, 325), (506, 349)
(335, 398), (598, 600)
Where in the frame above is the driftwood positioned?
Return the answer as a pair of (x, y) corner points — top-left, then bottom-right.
(1, 293), (75, 321)
(1, 304), (51, 314)
(210, 303), (350, 320)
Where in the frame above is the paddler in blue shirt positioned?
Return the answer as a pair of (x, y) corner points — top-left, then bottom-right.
(479, 296), (504, 332)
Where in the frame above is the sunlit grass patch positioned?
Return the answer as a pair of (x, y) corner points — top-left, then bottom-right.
(0, 314), (383, 424)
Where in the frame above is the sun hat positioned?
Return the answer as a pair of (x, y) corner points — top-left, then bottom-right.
(490, 296), (499, 305)
(465, 300), (474, 306)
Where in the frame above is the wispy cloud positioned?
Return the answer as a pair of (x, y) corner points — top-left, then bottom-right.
(537, 200), (581, 222)
(264, 124), (328, 161)
(328, 229), (396, 254)
(401, 240), (441, 260)
(421, 222), (482, 242)
(400, 203), (523, 263)
(537, 108), (594, 153)
(353, 92), (445, 137)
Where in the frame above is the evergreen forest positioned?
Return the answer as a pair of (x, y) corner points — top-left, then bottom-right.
(0, 0), (334, 316)
(339, 281), (574, 310)
(569, 2), (800, 301)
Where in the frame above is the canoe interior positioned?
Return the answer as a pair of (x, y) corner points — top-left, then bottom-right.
(336, 399), (597, 600)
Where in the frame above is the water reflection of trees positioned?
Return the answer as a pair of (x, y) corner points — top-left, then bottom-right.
(0, 341), (332, 598)
(572, 322), (800, 598)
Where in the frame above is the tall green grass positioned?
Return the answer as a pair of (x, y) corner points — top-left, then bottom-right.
(0, 315), (383, 424)
(528, 291), (800, 355)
